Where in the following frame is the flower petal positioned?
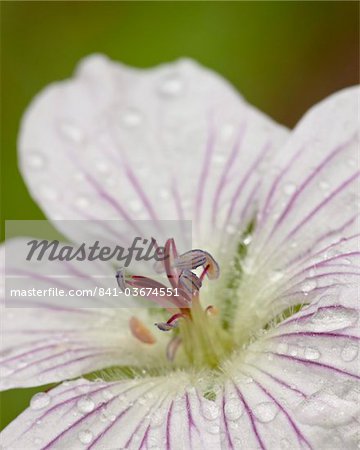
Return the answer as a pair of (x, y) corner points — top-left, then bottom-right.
(0, 375), (223, 449)
(231, 86), (360, 340)
(220, 287), (359, 449)
(1, 239), (168, 390)
(19, 55), (288, 248)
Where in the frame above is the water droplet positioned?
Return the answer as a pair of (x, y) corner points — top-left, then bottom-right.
(151, 409), (166, 427)
(295, 381), (358, 427)
(310, 307), (358, 332)
(304, 347), (320, 360)
(269, 270), (284, 282)
(277, 343), (288, 354)
(26, 151), (46, 170)
(318, 181), (330, 191)
(213, 154), (226, 164)
(39, 185), (58, 201)
(129, 199), (142, 213)
(226, 224), (237, 235)
(341, 343), (358, 362)
(224, 399), (243, 420)
(159, 189), (170, 200)
(220, 123), (235, 141)
(78, 429), (93, 444)
(208, 424), (220, 434)
(244, 376), (253, 384)
(120, 108), (143, 128)
(102, 390), (114, 400)
(283, 183), (297, 195)
(202, 402), (219, 420)
(75, 196), (90, 208)
(253, 402), (278, 423)
(59, 121), (84, 143)
(243, 235), (252, 246)
(30, 392), (51, 410)
(301, 279), (317, 295)
(95, 161), (110, 174)
(158, 74), (183, 97)
(77, 396), (95, 413)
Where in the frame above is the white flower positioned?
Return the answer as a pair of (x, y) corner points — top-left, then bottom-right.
(1, 55), (359, 449)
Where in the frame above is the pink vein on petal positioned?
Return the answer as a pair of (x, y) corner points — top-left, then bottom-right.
(211, 122), (246, 225)
(195, 118), (216, 226)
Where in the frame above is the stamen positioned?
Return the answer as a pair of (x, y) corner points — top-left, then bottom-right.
(129, 316), (156, 344)
(166, 336), (182, 361)
(179, 269), (202, 295)
(151, 238), (166, 274)
(155, 312), (186, 331)
(174, 249), (220, 280)
(116, 268), (127, 290)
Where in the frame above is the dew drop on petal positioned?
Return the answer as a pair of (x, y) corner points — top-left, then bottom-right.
(269, 270), (284, 283)
(159, 189), (171, 200)
(75, 196), (90, 209)
(341, 343), (359, 362)
(220, 123), (235, 141)
(277, 343), (288, 354)
(102, 389), (114, 400)
(158, 74), (183, 97)
(318, 180), (330, 191)
(301, 279), (317, 295)
(310, 307), (358, 332)
(295, 381), (358, 427)
(213, 154), (226, 164)
(224, 399), (244, 420)
(151, 409), (166, 427)
(26, 151), (46, 170)
(30, 392), (51, 410)
(95, 161), (110, 174)
(226, 224), (237, 235)
(202, 402), (220, 420)
(39, 185), (58, 201)
(129, 199), (143, 213)
(59, 120), (84, 143)
(253, 402), (278, 423)
(77, 396), (95, 413)
(283, 183), (297, 195)
(78, 429), (93, 444)
(120, 108), (143, 128)
(304, 347), (321, 360)
(347, 158), (356, 167)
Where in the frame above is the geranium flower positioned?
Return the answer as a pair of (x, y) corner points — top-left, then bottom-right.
(1, 55), (359, 449)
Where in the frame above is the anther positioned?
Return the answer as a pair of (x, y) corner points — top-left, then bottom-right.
(174, 250), (220, 280)
(129, 316), (156, 344)
(116, 268), (127, 290)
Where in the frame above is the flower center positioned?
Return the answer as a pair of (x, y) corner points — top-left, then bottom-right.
(116, 238), (234, 369)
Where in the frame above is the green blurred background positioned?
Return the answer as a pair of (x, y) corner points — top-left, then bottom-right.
(0, 0), (358, 430)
